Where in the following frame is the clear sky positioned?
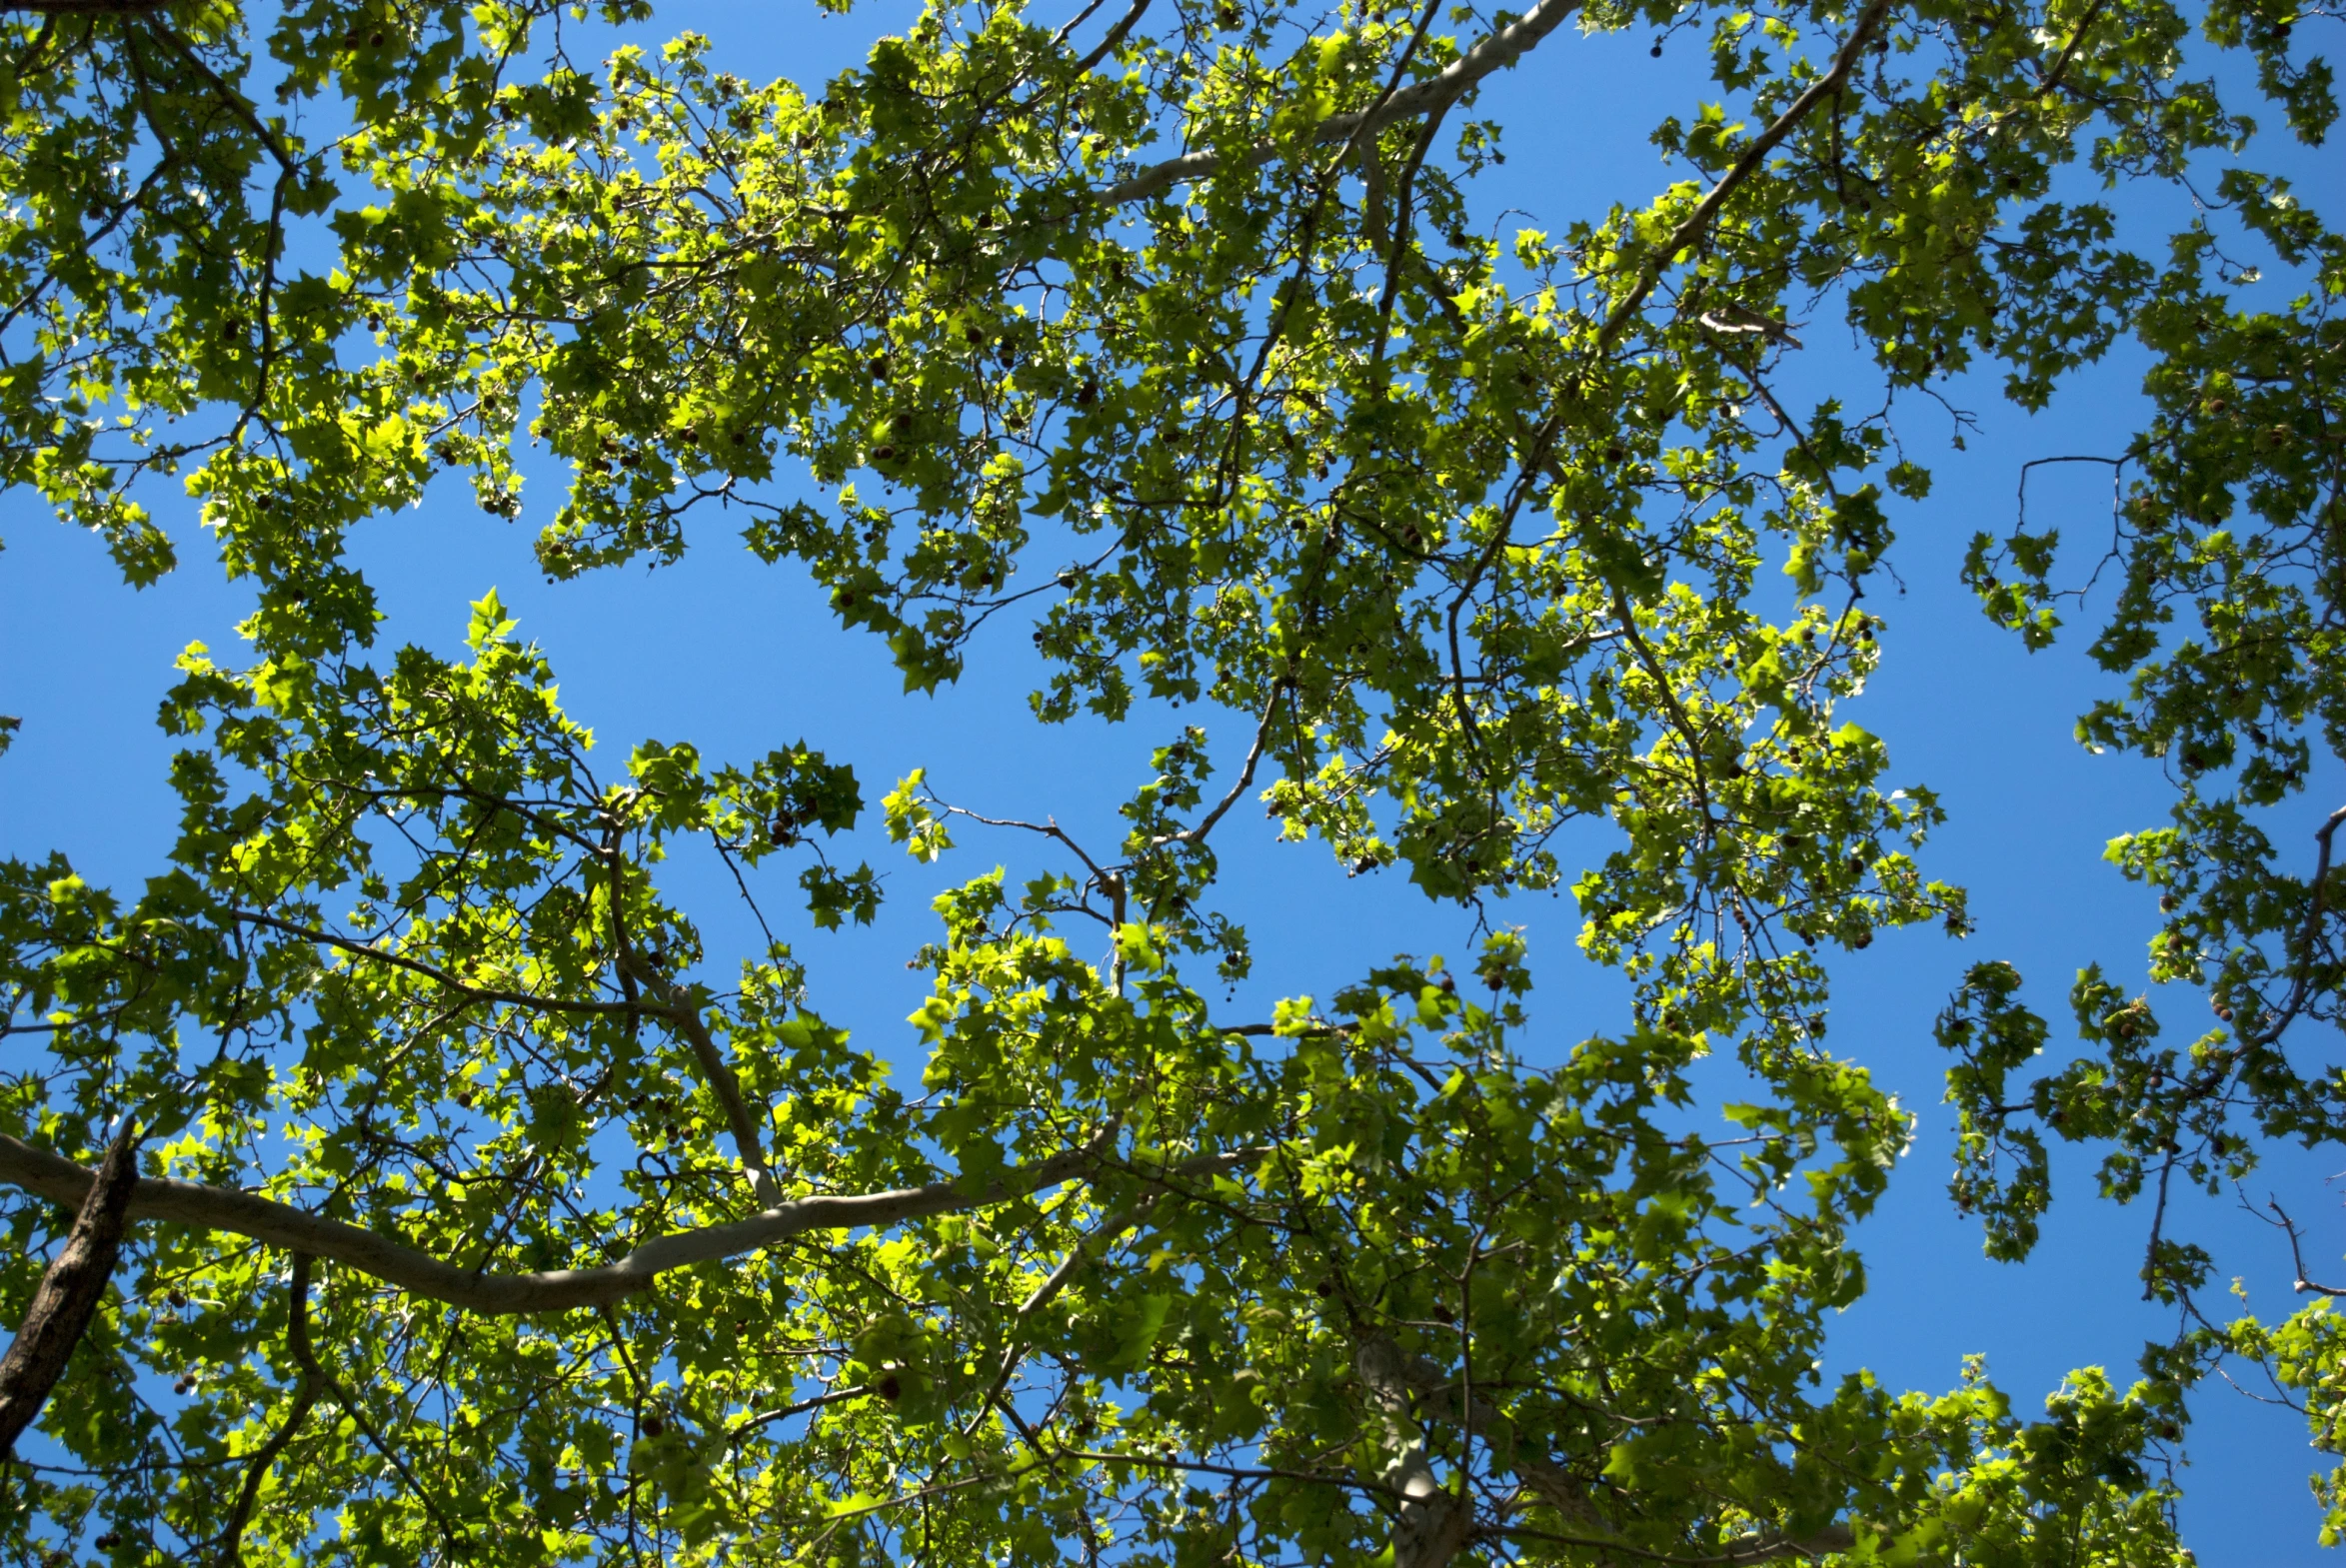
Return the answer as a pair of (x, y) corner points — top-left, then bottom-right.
(2, 1), (2340, 1556)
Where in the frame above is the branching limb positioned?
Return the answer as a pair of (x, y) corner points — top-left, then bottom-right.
(1597, 0), (1893, 351)
(1608, 586), (1715, 825)
(228, 908), (649, 1020)
(1068, 0), (1153, 76)
(727, 1383), (874, 1445)
(281, 1261), (466, 1553)
(0, 1132), (1253, 1317)
(1102, 0), (1583, 204)
(617, 950), (783, 1207)
(966, 1191), (1166, 1431)
(1153, 681), (1285, 849)
(2246, 802), (2346, 1048)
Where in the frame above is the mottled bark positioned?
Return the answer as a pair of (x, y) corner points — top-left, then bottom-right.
(1356, 1336), (1475, 1568)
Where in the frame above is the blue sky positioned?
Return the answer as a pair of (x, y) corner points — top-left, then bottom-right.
(3, 0), (2342, 1555)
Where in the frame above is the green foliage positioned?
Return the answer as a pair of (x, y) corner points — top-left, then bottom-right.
(0, 0), (2337, 1557)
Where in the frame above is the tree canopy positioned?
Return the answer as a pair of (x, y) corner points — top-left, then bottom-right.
(0, 0), (2338, 1561)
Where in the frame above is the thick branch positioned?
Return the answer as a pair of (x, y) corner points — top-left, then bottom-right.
(0, 1121), (140, 1455)
(1101, 0), (1582, 204)
(0, 1134), (1252, 1317)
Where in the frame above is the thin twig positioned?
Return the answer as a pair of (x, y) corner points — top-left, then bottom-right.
(285, 1263), (465, 1553)
(2259, 1197), (2346, 1298)
(1154, 683), (1285, 848)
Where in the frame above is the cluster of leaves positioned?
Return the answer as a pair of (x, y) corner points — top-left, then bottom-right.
(0, 599), (2186, 1563)
(0, 0), (2337, 1555)
(1934, 206), (2346, 1549)
(1954, 216), (2344, 1238)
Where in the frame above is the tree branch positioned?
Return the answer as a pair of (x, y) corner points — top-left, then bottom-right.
(1068, 0), (1153, 77)
(618, 951), (783, 1207)
(280, 1256), (468, 1551)
(1393, 1339), (1861, 1564)
(0, 1134), (1254, 1317)
(1154, 681), (1284, 849)
(1101, 0), (1583, 205)
(229, 908), (649, 1020)
(215, 1253), (322, 1567)
(0, 1120), (141, 1456)
(1596, 0), (1892, 351)
(2245, 801), (2346, 1048)
(2260, 1197), (2346, 1298)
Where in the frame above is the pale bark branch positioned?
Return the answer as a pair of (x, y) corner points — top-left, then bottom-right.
(1356, 1336), (1475, 1568)
(1101, 0), (1583, 205)
(0, 1134), (1252, 1317)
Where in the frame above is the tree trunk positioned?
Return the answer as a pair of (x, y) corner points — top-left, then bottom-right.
(1356, 1336), (1475, 1568)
